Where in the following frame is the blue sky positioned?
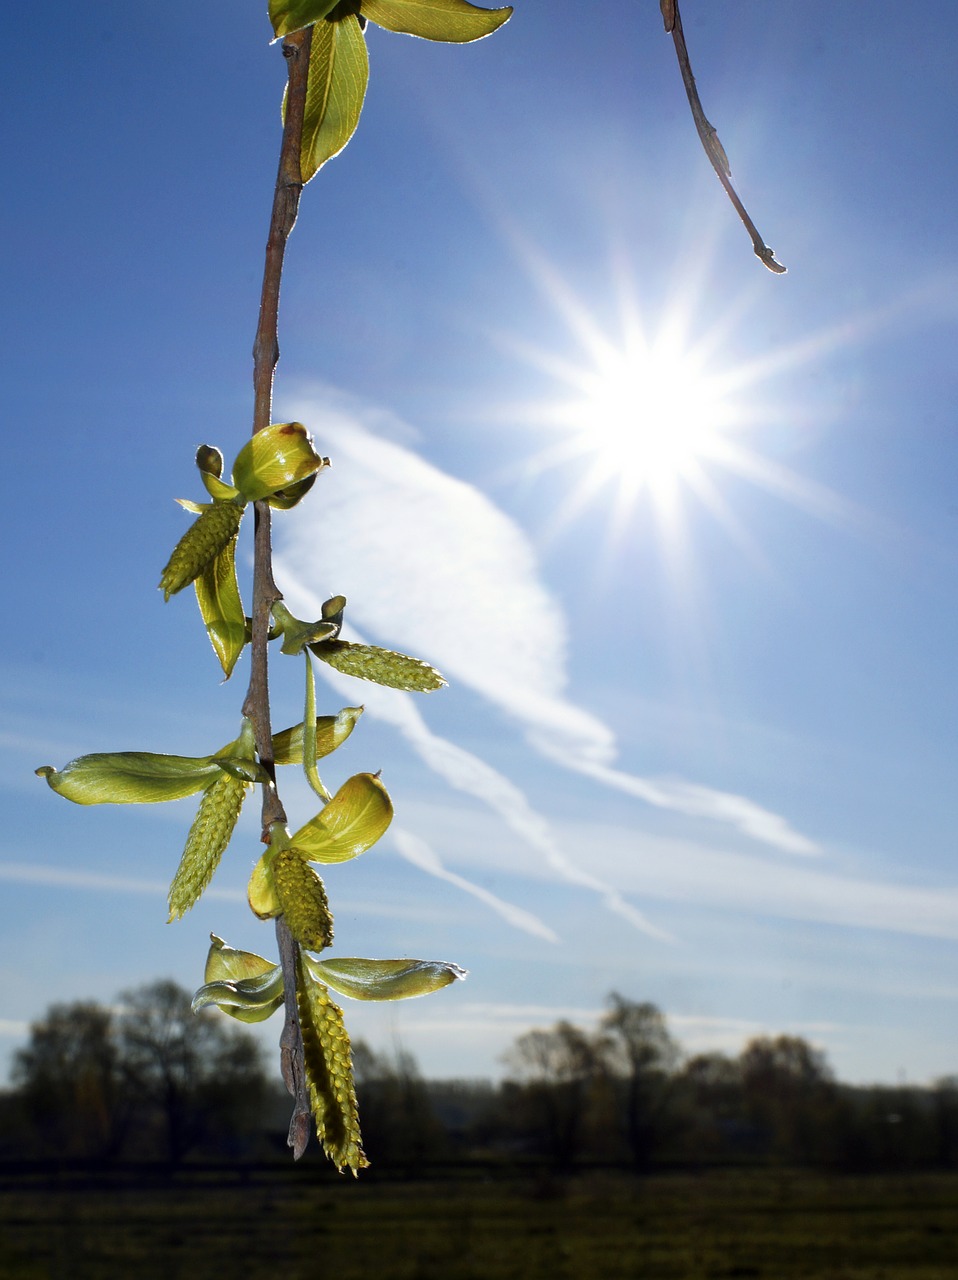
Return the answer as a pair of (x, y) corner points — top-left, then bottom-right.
(3, 0), (958, 1087)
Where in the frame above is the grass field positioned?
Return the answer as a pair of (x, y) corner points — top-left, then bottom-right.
(0, 1166), (955, 1279)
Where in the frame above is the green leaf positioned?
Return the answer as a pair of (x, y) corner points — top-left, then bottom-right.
(307, 955), (467, 1001)
(268, 0), (341, 40)
(192, 943), (285, 1023)
(272, 706), (363, 765)
(204, 934), (276, 984)
(248, 849), (282, 919)
(35, 752), (222, 805)
(310, 639), (446, 691)
(362, 0), (512, 43)
(296, 957), (368, 1172)
(271, 601), (339, 656)
(195, 537), (247, 679)
(168, 772), (248, 920)
(290, 772), (393, 864)
(266, 472), (318, 509)
(299, 15), (369, 183)
(231, 422), (327, 503)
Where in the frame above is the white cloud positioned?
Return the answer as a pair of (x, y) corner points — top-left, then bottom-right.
(276, 393), (818, 857)
(392, 827), (559, 943)
(0, 861), (245, 904)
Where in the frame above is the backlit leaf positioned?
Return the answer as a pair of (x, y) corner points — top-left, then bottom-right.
(290, 773), (393, 864)
(231, 422), (327, 503)
(36, 752), (221, 805)
(272, 706), (364, 765)
(307, 955), (467, 1001)
(299, 15), (369, 183)
(195, 537), (246, 678)
(362, 0), (512, 42)
(268, 0), (341, 40)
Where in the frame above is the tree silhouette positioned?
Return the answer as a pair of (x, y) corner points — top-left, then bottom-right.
(598, 994), (680, 1169)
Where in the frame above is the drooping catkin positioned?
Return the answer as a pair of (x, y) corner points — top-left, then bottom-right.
(296, 959), (367, 1174)
(168, 771), (247, 919)
(160, 501), (244, 600)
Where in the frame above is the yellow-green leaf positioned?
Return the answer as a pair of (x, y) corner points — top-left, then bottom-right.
(310, 639), (445, 692)
(362, 0), (512, 43)
(248, 849), (282, 920)
(204, 934), (276, 984)
(268, 0), (340, 40)
(297, 958), (367, 1173)
(307, 955), (466, 1001)
(290, 773), (393, 864)
(35, 752), (222, 805)
(192, 944), (285, 1024)
(231, 422), (327, 503)
(299, 15), (369, 183)
(272, 706), (364, 765)
(168, 773), (248, 920)
(195, 537), (246, 679)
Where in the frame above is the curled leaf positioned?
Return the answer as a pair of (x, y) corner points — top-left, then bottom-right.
(195, 537), (246, 678)
(231, 422), (327, 503)
(192, 963), (285, 1024)
(307, 955), (466, 1001)
(272, 706), (363, 766)
(36, 752), (222, 805)
(248, 849), (282, 920)
(204, 933), (276, 984)
(290, 772), (393, 864)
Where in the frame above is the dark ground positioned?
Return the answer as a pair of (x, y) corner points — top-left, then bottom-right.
(0, 1165), (956, 1280)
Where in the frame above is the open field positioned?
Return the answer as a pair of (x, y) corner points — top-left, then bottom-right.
(0, 1166), (955, 1280)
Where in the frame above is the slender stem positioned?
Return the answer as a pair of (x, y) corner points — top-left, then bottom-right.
(666, 0), (786, 274)
(241, 23), (314, 1160)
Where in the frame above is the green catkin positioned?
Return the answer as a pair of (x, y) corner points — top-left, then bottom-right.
(168, 771), (248, 919)
(275, 848), (334, 952)
(309, 639), (446, 691)
(160, 501), (244, 599)
(296, 958), (367, 1174)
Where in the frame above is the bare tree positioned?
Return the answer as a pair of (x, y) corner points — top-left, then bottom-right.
(503, 1021), (600, 1169)
(598, 994), (680, 1169)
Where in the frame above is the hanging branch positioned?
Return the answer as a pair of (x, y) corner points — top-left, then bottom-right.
(242, 24), (314, 1160)
(661, 0), (786, 273)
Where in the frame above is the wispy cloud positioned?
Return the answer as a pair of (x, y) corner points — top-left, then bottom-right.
(0, 861), (245, 903)
(276, 395), (819, 858)
(392, 828), (559, 943)
(272, 582), (672, 942)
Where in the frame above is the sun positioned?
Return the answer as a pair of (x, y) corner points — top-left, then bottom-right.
(555, 332), (732, 506)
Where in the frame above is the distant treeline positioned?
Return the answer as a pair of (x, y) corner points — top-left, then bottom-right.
(2, 983), (956, 1172)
